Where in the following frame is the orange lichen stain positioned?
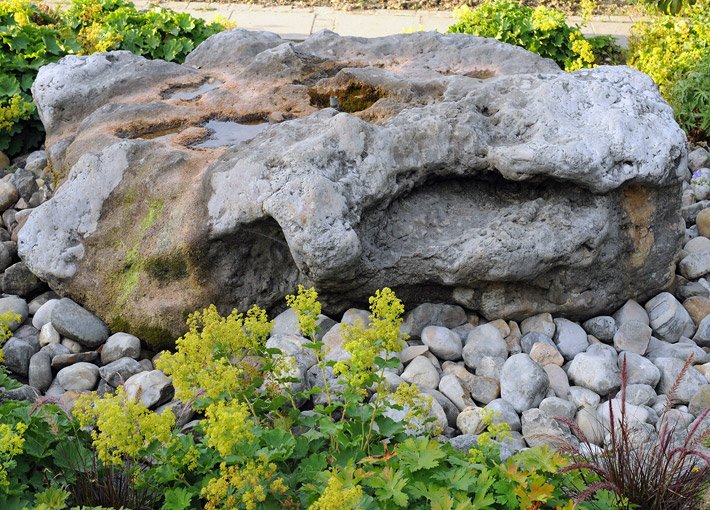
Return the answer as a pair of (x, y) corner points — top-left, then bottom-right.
(622, 185), (655, 268)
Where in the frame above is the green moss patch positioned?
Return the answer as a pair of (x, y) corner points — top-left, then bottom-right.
(145, 251), (189, 283)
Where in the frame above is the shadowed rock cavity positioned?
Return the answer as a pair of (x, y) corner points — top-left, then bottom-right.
(20, 29), (687, 348)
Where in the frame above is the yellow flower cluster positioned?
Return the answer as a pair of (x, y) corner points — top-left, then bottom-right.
(335, 288), (407, 389)
(567, 31), (596, 72)
(310, 469), (363, 510)
(0, 311), (21, 363)
(475, 409), (512, 450)
(391, 383), (441, 436)
(531, 6), (566, 32)
(203, 400), (254, 458)
(202, 455), (287, 510)
(0, 421), (26, 491)
(285, 284), (321, 339)
(73, 387), (175, 465)
(156, 304), (272, 404)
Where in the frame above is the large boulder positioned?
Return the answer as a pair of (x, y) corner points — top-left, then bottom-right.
(20, 30), (686, 347)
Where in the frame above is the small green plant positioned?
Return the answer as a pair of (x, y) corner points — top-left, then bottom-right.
(670, 52), (710, 142)
(0, 0), (229, 157)
(448, 0), (621, 71)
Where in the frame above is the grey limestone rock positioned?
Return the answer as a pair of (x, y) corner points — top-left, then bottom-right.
(101, 332), (141, 364)
(56, 362), (99, 391)
(401, 303), (467, 338)
(567, 344), (621, 396)
(582, 316), (617, 342)
(553, 318), (589, 361)
(51, 298), (109, 348)
(0, 296), (28, 331)
(99, 357), (145, 387)
(400, 355), (440, 389)
(500, 353), (549, 412)
(124, 370), (174, 409)
(20, 31), (686, 347)
(484, 398), (521, 432)
(613, 320), (652, 355)
(654, 356), (706, 404)
(28, 351), (52, 392)
(2, 337), (36, 376)
(645, 293), (695, 343)
(421, 325), (462, 361)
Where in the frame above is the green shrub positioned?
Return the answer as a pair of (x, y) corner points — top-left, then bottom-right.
(0, 0), (229, 158)
(448, 0), (622, 71)
(627, 0), (709, 97)
(670, 51), (710, 142)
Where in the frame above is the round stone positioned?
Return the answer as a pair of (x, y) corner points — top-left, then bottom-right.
(520, 313), (555, 338)
(484, 398), (521, 432)
(697, 208), (710, 238)
(124, 370), (174, 409)
(438, 374), (472, 411)
(688, 385), (710, 416)
(32, 298), (58, 330)
(622, 384), (657, 407)
(645, 292), (695, 343)
(544, 364), (571, 399)
(421, 326), (462, 361)
(613, 299), (649, 327)
(653, 357), (706, 404)
(567, 344), (621, 396)
(457, 406), (486, 435)
(38, 322), (60, 347)
(569, 386), (601, 410)
(618, 351), (660, 387)
(1, 262), (42, 297)
(500, 354), (549, 413)
(463, 324), (507, 371)
(683, 296), (710, 326)
(468, 375), (500, 404)
(1, 338), (36, 376)
(0, 295), (28, 331)
(51, 298), (110, 348)
(101, 332), (141, 364)
(539, 396), (577, 421)
(613, 320), (652, 355)
(99, 357), (145, 387)
(400, 355), (440, 390)
(28, 351), (52, 392)
(553, 318), (589, 361)
(529, 342), (564, 367)
(582, 316), (617, 342)
(56, 362), (99, 391)
(520, 332), (555, 354)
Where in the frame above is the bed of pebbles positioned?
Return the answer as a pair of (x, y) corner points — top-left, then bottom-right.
(1, 144), (710, 456)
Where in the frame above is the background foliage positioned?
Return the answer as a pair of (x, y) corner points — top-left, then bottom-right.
(0, 0), (228, 156)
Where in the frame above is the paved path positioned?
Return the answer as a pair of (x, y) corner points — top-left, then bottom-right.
(46, 0), (645, 46)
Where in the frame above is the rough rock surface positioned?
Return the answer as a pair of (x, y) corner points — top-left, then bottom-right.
(21, 30), (686, 345)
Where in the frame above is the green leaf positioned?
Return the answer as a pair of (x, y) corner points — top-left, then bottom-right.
(162, 487), (193, 510)
(0, 74), (21, 97)
(397, 437), (446, 472)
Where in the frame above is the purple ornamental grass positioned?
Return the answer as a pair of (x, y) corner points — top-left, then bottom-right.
(555, 354), (710, 510)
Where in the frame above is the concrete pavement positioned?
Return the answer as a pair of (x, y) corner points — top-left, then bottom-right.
(45, 0), (644, 45)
